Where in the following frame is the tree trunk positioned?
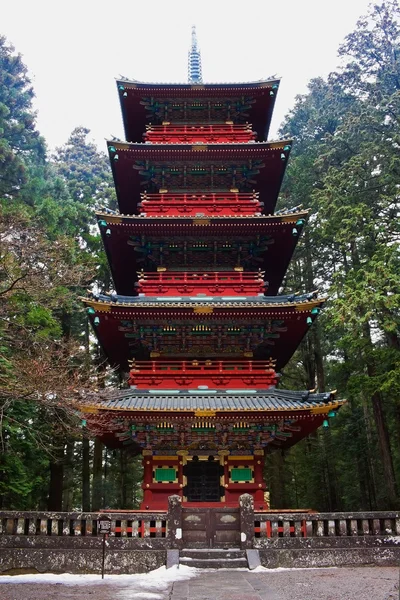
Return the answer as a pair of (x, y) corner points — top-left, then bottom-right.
(301, 336), (315, 390)
(361, 396), (378, 509)
(269, 451), (287, 509)
(312, 326), (325, 391)
(321, 429), (339, 510)
(48, 449), (64, 511)
(369, 386), (398, 507)
(120, 449), (128, 509)
(62, 441), (74, 511)
(92, 438), (103, 511)
(82, 436), (91, 511)
(363, 323), (399, 507)
(103, 448), (108, 508)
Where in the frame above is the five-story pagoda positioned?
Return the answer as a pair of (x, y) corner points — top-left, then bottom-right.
(82, 28), (344, 510)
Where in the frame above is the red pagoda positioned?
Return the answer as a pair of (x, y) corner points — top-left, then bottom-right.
(81, 29), (344, 511)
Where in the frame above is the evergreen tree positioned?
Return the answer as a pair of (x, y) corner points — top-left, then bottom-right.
(271, 0), (400, 510)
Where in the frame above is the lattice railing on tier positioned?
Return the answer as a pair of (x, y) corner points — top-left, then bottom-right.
(136, 270), (266, 296)
(128, 359), (278, 389)
(139, 191), (263, 216)
(144, 123), (256, 144)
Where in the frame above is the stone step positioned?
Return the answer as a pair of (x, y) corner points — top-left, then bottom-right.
(181, 548), (244, 560)
(180, 548), (248, 568)
(179, 556), (248, 569)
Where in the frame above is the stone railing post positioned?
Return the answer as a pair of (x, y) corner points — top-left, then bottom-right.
(167, 495), (183, 549)
(239, 493), (254, 549)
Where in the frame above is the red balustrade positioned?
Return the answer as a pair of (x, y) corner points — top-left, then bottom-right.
(144, 123), (256, 144)
(139, 192), (263, 217)
(128, 360), (278, 389)
(136, 270), (266, 296)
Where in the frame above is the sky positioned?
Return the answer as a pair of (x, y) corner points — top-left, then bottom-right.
(2, 0), (373, 151)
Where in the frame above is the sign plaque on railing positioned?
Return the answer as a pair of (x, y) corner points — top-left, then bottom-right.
(98, 519), (112, 534)
(97, 515), (112, 579)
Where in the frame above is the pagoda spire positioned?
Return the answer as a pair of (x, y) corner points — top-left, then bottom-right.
(188, 25), (203, 84)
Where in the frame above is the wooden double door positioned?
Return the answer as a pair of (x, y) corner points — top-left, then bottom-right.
(184, 459), (222, 502)
(181, 507), (241, 548)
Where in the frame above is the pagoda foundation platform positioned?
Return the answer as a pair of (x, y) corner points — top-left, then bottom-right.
(0, 505), (399, 574)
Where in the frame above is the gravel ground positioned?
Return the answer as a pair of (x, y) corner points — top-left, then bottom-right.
(0, 567), (398, 600)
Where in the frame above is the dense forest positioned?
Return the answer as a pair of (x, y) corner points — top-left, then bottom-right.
(1, 1), (399, 512)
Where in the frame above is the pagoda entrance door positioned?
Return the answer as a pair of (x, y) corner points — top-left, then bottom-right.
(185, 458), (221, 502)
(181, 507), (241, 548)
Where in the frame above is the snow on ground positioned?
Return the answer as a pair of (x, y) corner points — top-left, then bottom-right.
(251, 565), (337, 572)
(122, 593), (163, 600)
(0, 564), (339, 587)
(0, 564), (198, 588)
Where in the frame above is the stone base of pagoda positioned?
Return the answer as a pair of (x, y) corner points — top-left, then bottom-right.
(140, 449), (268, 511)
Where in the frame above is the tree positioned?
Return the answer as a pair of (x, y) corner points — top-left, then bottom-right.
(0, 36), (45, 199)
(0, 207), (96, 508)
(273, 1), (400, 509)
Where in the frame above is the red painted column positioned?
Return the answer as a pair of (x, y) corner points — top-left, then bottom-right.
(253, 450), (266, 509)
(141, 451), (153, 509)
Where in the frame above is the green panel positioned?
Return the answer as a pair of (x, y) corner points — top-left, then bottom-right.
(231, 468), (252, 482)
(155, 468), (177, 482)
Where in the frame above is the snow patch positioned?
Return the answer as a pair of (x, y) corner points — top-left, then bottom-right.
(121, 594), (163, 600)
(384, 536), (400, 545)
(0, 564), (198, 587)
(251, 566), (338, 572)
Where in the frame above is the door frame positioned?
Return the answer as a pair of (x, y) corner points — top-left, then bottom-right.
(182, 453), (226, 503)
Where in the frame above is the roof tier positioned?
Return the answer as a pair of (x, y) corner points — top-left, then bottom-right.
(116, 78), (280, 143)
(97, 211), (307, 296)
(80, 387), (345, 453)
(82, 294), (324, 371)
(107, 140), (291, 215)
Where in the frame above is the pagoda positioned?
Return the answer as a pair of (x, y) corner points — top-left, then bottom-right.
(82, 28), (344, 511)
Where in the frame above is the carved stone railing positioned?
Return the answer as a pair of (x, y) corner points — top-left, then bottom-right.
(0, 511), (167, 538)
(253, 511), (400, 542)
(1, 506), (400, 573)
(2, 509), (399, 542)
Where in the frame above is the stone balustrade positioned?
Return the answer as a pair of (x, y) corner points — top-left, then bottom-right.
(0, 511), (167, 538)
(0, 507), (399, 573)
(253, 511), (400, 541)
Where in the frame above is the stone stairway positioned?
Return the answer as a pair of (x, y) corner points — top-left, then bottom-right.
(179, 548), (248, 569)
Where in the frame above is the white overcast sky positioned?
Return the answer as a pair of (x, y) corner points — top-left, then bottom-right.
(3, 0), (373, 151)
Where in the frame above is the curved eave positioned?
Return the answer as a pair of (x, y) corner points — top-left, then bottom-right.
(81, 296), (325, 311)
(107, 139), (291, 153)
(95, 209), (309, 224)
(80, 397), (346, 415)
(116, 77), (281, 90)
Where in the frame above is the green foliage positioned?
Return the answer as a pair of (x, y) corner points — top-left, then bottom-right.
(0, 35), (139, 511)
(272, 0), (400, 509)
(0, 36), (45, 198)
(53, 127), (116, 211)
